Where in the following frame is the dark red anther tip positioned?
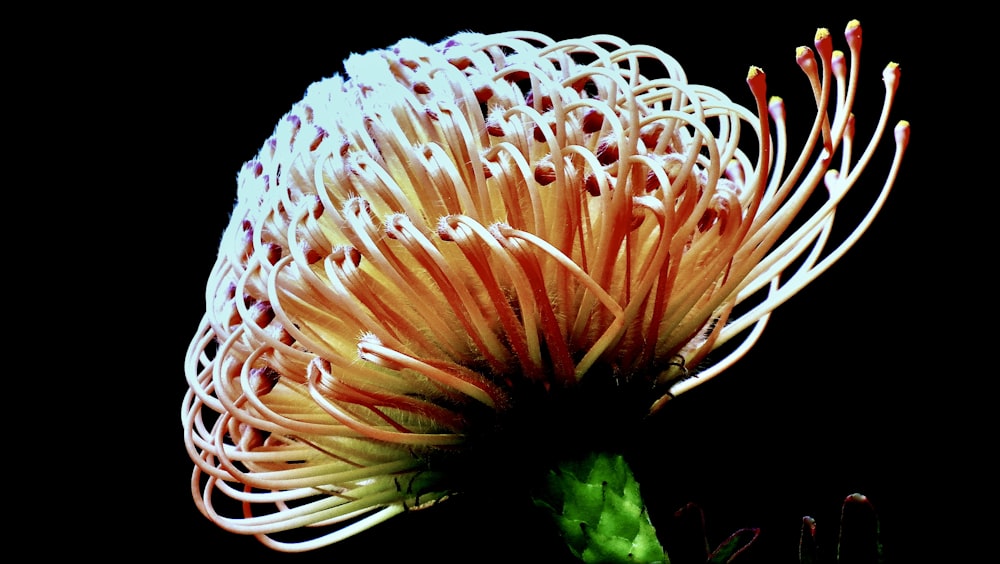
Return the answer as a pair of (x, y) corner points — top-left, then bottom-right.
(581, 109), (603, 134)
(534, 161), (556, 186)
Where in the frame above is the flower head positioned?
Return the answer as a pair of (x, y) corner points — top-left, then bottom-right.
(183, 22), (907, 552)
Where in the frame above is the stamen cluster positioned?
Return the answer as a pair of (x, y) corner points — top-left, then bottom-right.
(183, 23), (907, 551)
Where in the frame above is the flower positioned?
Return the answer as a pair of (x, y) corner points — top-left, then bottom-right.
(182, 22), (907, 552)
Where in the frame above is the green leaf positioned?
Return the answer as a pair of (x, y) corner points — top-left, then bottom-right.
(534, 451), (668, 564)
(836, 494), (882, 564)
(706, 528), (758, 563)
(660, 502), (711, 564)
(799, 517), (818, 564)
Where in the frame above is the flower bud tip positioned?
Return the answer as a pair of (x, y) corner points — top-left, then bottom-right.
(894, 120), (911, 149)
(796, 46), (816, 74)
(845, 19), (862, 50)
(883, 62), (901, 92)
(832, 50), (846, 75)
(767, 96), (785, 120)
(814, 28), (833, 59)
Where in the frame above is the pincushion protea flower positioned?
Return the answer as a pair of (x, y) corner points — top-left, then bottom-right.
(182, 21), (907, 552)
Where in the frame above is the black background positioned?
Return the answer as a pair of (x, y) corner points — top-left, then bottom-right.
(103, 5), (979, 563)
